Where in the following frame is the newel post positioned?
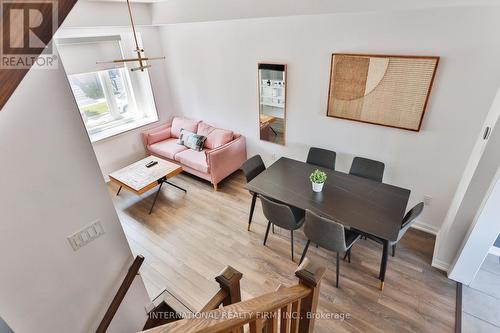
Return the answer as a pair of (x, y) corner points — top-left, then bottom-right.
(215, 265), (243, 305)
(295, 258), (326, 333)
(215, 266), (243, 333)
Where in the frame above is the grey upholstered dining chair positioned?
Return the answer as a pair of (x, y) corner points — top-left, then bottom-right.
(259, 195), (305, 262)
(349, 156), (385, 182)
(240, 155), (266, 231)
(306, 147), (336, 170)
(365, 202), (424, 257)
(299, 210), (360, 288)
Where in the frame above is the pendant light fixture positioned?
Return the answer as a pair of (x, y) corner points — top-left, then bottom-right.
(97, 0), (165, 72)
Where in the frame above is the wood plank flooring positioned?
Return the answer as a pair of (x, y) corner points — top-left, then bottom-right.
(108, 171), (456, 333)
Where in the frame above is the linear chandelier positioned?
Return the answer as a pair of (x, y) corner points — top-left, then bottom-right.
(96, 0), (165, 72)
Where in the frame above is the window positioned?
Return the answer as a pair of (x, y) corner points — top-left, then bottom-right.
(56, 35), (159, 142)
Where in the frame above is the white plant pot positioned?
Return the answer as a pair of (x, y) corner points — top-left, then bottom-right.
(312, 182), (324, 192)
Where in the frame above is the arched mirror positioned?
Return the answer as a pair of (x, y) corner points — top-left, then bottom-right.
(258, 63), (286, 145)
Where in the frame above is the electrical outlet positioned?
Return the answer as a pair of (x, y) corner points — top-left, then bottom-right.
(423, 195), (432, 206)
(67, 220), (105, 251)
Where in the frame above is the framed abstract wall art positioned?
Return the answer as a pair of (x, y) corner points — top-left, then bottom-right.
(326, 53), (439, 131)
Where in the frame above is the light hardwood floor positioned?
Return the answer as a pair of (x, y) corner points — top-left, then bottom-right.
(109, 171), (456, 333)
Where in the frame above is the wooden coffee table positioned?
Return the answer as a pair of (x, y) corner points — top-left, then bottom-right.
(109, 156), (185, 214)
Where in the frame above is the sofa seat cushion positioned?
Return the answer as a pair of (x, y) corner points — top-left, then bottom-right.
(171, 117), (200, 138)
(174, 149), (210, 174)
(149, 138), (187, 159)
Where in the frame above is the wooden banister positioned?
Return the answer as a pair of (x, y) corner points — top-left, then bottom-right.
(141, 259), (325, 333)
(97, 255), (144, 333)
(200, 289), (229, 312)
(144, 284), (311, 333)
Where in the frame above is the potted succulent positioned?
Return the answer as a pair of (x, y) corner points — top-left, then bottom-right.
(310, 169), (327, 192)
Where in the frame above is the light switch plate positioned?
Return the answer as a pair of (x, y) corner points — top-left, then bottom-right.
(68, 220), (105, 251)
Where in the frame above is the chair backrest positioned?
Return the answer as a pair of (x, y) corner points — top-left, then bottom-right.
(349, 157), (385, 182)
(259, 196), (303, 230)
(303, 210), (348, 253)
(396, 202), (424, 242)
(306, 147), (336, 170)
(240, 155), (266, 183)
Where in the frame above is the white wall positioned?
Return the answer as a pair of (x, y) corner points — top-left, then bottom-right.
(439, 100), (500, 277)
(56, 24), (175, 179)
(0, 46), (149, 333)
(64, 1), (152, 28)
(152, 0), (500, 24)
(432, 88), (500, 271)
(157, 6), (500, 233)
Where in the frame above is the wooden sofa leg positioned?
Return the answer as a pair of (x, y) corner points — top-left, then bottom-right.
(213, 183), (218, 191)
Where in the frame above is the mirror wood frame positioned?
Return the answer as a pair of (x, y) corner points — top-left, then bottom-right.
(258, 62), (287, 146)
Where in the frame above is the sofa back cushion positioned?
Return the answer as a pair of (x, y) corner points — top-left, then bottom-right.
(197, 122), (216, 137)
(197, 122), (234, 149)
(171, 117), (200, 138)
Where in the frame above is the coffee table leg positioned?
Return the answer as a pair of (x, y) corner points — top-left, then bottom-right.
(165, 180), (187, 192)
(116, 186), (122, 196)
(379, 240), (389, 290)
(149, 182), (164, 215)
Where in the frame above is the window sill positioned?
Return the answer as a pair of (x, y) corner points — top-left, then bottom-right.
(89, 116), (159, 143)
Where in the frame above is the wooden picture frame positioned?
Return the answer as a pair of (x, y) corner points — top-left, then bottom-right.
(326, 53), (439, 131)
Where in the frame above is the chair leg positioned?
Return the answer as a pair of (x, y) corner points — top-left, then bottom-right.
(392, 244), (396, 257)
(272, 224), (275, 234)
(263, 222), (271, 246)
(343, 248), (352, 262)
(247, 193), (257, 231)
(299, 240), (311, 265)
(290, 230), (294, 262)
(336, 252), (340, 288)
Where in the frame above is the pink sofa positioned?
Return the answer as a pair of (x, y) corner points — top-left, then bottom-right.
(142, 117), (247, 190)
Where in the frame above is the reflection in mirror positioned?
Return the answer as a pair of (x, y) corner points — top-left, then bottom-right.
(259, 63), (286, 145)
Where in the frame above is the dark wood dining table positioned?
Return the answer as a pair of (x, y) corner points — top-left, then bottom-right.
(246, 157), (411, 290)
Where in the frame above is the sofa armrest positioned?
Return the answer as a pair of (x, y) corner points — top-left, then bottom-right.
(141, 122), (172, 147)
(206, 135), (247, 186)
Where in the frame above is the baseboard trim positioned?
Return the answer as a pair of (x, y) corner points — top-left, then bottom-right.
(411, 220), (439, 236)
(432, 258), (451, 272)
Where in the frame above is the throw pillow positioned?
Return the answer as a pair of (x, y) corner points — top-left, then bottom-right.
(178, 128), (206, 151)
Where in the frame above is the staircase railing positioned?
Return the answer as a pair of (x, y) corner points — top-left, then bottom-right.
(141, 258), (325, 333)
(96, 255), (144, 333)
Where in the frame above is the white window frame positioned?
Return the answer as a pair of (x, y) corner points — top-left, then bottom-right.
(56, 34), (159, 143)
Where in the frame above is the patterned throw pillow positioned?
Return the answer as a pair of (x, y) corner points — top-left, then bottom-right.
(178, 128), (206, 151)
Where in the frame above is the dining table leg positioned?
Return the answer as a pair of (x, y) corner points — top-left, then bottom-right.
(379, 240), (389, 290)
(247, 193), (257, 231)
